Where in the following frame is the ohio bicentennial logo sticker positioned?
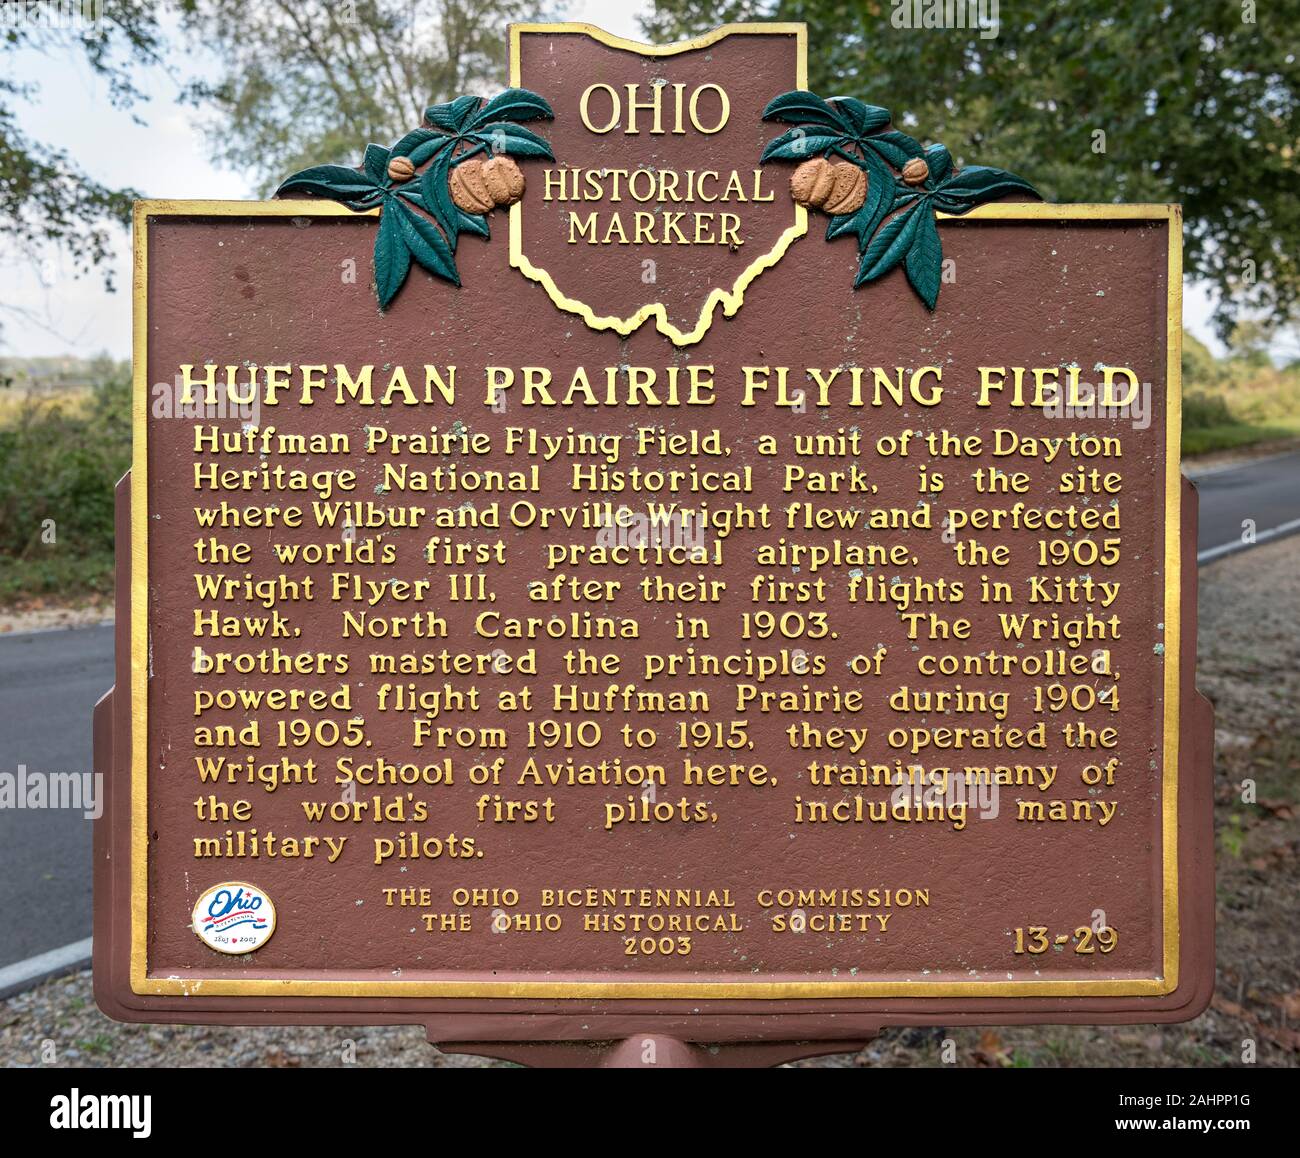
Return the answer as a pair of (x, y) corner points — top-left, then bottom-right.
(192, 882), (276, 954)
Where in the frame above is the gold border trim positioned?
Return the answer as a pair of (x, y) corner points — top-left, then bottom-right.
(129, 199), (1182, 1000)
(130, 202), (148, 989)
(1163, 207), (1184, 992)
(506, 22), (809, 346)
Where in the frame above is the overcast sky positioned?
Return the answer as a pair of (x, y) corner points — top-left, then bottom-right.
(2, 1), (1226, 360)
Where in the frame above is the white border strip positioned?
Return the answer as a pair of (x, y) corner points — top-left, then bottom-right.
(1198, 516), (1300, 565)
(0, 937), (93, 999)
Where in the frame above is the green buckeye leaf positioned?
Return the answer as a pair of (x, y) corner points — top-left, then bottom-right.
(826, 152), (890, 248)
(752, 88), (1043, 305)
(276, 164), (380, 202)
(761, 90), (848, 130)
(863, 129), (924, 168)
(420, 149), (462, 250)
(426, 95), (481, 131)
(473, 121), (555, 159)
(933, 165), (1040, 213)
(760, 124), (840, 160)
(363, 143), (390, 183)
(373, 206), (411, 310)
(457, 210), (490, 239)
(470, 88), (553, 126)
(397, 187), (484, 239)
(761, 129), (843, 162)
(391, 128), (440, 158)
(924, 143), (953, 185)
(856, 204), (921, 286)
(394, 201), (459, 286)
(904, 209), (943, 309)
(408, 135), (454, 167)
(829, 97), (891, 136)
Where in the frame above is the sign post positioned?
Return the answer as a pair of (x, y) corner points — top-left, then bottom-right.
(94, 22), (1214, 1067)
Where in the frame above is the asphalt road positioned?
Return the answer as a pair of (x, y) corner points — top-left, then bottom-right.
(0, 623), (113, 968)
(0, 450), (1298, 976)
(1189, 448), (1300, 561)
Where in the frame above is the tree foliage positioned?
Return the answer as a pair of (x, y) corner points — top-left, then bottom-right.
(178, 0), (531, 195)
(643, 0), (1300, 336)
(0, 3), (163, 292)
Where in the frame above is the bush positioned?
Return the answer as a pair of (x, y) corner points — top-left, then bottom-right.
(1179, 336), (1300, 454)
(0, 376), (130, 603)
(1182, 392), (1234, 430)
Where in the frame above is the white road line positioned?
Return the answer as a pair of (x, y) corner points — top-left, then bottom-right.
(0, 936), (93, 999)
(1197, 516), (1300, 565)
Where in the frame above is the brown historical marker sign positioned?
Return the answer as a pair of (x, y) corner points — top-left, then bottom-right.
(94, 22), (1213, 1064)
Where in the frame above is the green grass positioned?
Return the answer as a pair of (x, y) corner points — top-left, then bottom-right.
(77, 1033), (115, 1056)
(1219, 814), (1246, 859)
(1182, 416), (1300, 457)
(0, 552), (115, 606)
